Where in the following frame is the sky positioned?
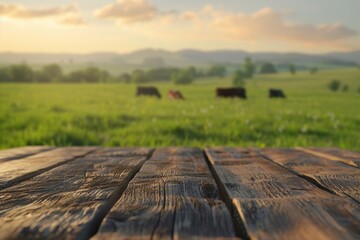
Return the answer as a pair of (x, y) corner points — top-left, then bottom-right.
(0, 0), (359, 53)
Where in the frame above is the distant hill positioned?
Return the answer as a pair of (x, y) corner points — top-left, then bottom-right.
(0, 49), (359, 69)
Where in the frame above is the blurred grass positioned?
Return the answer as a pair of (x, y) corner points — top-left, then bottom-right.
(0, 68), (359, 150)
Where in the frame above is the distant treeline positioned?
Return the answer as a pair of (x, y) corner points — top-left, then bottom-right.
(0, 58), (319, 85)
(0, 63), (228, 84)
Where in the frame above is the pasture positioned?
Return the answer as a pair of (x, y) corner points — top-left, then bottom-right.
(0, 68), (359, 150)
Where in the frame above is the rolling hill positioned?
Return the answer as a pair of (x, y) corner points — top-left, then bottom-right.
(0, 49), (359, 70)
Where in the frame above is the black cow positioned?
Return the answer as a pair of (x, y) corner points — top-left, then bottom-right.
(136, 87), (161, 98)
(216, 87), (247, 99)
(269, 89), (286, 98)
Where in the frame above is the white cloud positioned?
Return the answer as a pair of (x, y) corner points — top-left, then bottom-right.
(208, 7), (357, 43)
(92, 1), (359, 50)
(95, 0), (157, 23)
(0, 2), (86, 25)
(58, 14), (87, 26)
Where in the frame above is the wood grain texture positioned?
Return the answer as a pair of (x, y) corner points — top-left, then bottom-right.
(0, 146), (52, 163)
(0, 147), (96, 190)
(0, 147), (153, 240)
(94, 147), (237, 240)
(205, 147), (360, 240)
(262, 148), (360, 203)
(298, 147), (360, 168)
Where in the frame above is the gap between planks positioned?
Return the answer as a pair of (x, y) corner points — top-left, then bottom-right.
(202, 149), (250, 240)
(93, 147), (238, 240)
(259, 148), (360, 204)
(0, 147), (155, 240)
(205, 147), (360, 240)
(0, 146), (54, 163)
(297, 147), (360, 168)
(0, 147), (98, 191)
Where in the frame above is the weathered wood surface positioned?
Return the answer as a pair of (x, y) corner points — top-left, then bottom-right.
(262, 148), (360, 203)
(0, 146), (359, 240)
(298, 147), (360, 168)
(205, 147), (360, 240)
(94, 147), (237, 240)
(0, 146), (52, 163)
(0, 147), (153, 240)
(0, 147), (96, 190)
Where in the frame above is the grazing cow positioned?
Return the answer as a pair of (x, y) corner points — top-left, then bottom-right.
(168, 90), (185, 100)
(269, 89), (286, 98)
(136, 87), (161, 98)
(216, 87), (247, 99)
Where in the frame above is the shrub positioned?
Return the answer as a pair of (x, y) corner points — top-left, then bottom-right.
(328, 80), (341, 92)
(243, 57), (256, 78)
(259, 62), (277, 74)
(233, 69), (246, 86)
(172, 69), (193, 85)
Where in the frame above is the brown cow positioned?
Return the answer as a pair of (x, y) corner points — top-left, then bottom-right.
(136, 86), (161, 98)
(168, 90), (185, 100)
(216, 87), (247, 99)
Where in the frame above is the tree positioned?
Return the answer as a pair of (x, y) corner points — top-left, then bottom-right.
(259, 62), (277, 74)
(328, 80), (341, 92)
(289, 64), (296, 75)
(187, 66), (197, 78)
(100, 70), (110, 83)
(82, 67), (103, 83)
(233, 69), (246, 86)
(65, 70), (85, 83)
(132, 69), (149, 83)
(0, 67), (11, 82)
(34, 70), (49, 83)
(207, 65), (226, 78)
(42, 64), (63, 82)
(33, 64), (63, 83)
(118, 73), (131, 83)
(310, 67), (318, 75)
(146, 68), (178, 82)
(172, 69), (193, 85)
(342, 84), (349, 92)
(9, 64), (34, 83)
(243, 57), (256, 78)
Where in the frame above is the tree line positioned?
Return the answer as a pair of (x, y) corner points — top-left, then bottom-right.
(0, 64), (110, 83)
(0, 60), (318, 85)
(232, 58), (318, 86)
(0, 63), (228, 84)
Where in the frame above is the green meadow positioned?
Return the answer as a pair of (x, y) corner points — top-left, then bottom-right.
(1, 68), (359, 150)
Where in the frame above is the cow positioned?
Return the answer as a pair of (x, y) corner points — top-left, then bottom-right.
(216, 87), (247, 99)
(136, 87), (161, 99)
(269, 89), (286, 98)
(168, 90), (185, 100)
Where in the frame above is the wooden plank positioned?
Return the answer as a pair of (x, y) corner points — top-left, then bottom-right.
(205, 147), (360, 240)
(0, 147), (153, 240)
(262, 148), (360, 203)
(0, 146), (53, 163)
(298, 147), (360, 168)
(0, 147), (96, 190)
(94, 147), (237, 240)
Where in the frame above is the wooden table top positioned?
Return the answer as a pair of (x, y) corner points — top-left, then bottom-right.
(0, 146), (359, 240)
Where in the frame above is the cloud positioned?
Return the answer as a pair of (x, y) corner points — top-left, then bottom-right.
(93, 2), (357, 50)
(0, 2), (86, 25)
(208, 7), (357, 43)
(95, 0), (157, 23)
(58, 14), (87, 26)
(180, 11), (198, 21)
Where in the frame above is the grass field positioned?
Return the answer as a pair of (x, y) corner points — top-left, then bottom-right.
(0, 68), (359, 150)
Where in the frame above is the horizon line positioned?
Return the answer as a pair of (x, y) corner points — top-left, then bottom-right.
(0, 48), (359, 56)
